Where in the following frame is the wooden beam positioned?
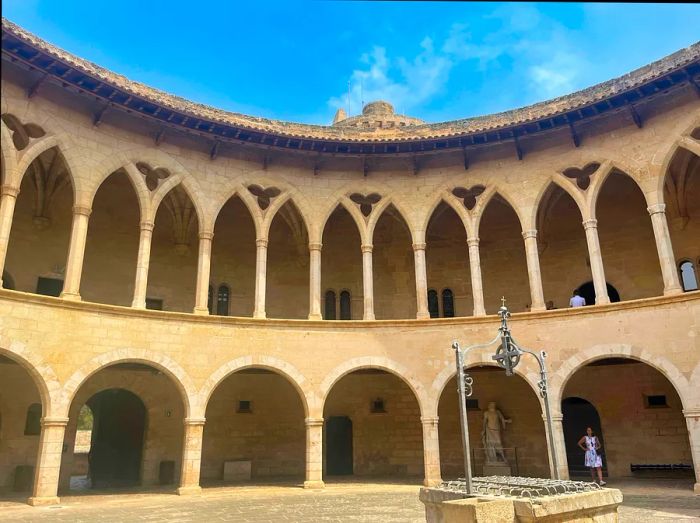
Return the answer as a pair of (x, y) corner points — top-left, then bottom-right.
(27, 74), (48, 99)
(568, 121), (580, 148)
(210, 141), (220, 160)
(93, 103), (109, 127)
(688, 75), (700, 97)
(363, 157), (369, 177)
(463, 147), (470, 170)
(262, 154), (269, 170)
(514, 133), (523, 161)
(628, 103), (642, 128)
(412, 156), (419, 176)
(154, 129), (165, 146)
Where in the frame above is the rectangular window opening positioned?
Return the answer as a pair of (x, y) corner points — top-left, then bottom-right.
(370, 398), (386, 413)
(644, 394), (668, 408)
(237, 400), (252, 413)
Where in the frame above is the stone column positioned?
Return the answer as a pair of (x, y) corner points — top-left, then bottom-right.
(308, 242), (322, 320)
(421, 416), (442, 486)
(27, 417), (68, 506)
(177, 417), (205, 495)
(193, 231), (214, 315)
(254, 237), (268, 319)
(683, 408), (700, 494)
(413, 242), (430, 319)
(60, 206), (91, 301)
(582, 219), (610, 305)
(521, 230), (546, 312)
(131, 221), (154, 308)
(647, 204), (683, 295)
(304, 417), (325, 489)
(466, 237), (486, 316)
(543, 413), (569, 480)
(361, 243), (375, 320)
(0, 184), (19, 287)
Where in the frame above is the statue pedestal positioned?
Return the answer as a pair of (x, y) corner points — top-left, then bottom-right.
(482, 462), (512, 476)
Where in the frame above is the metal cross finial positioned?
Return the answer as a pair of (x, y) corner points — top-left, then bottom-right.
(501, 296), (507, 308)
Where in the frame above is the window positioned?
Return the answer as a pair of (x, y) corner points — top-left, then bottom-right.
(339, 291), (351, 320)
(644, 395), (668, 408)
(36, 277), (63, 297)
(207, 284), (213, 313)
(324, 290), (337, 320)
(145, 298), (163, 310)
(237, 400), (252, 413)
(679, 260), (698, 291)
(442, 289), (455, 318)
(465, 399), (479, 410)
(427, 289), (439, 318)
(217, 285), (230, 316)
(24, 403), (41, 435)
(370, 398), (386, 413)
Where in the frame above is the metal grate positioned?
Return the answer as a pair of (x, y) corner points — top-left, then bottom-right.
(437, 476), (602, 499)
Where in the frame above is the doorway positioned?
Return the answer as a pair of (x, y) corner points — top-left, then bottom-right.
(326, 416), (353, 475)
(87, 388), (146, 488)
(562, 396), (607, 477)
(576, 281), (620, 305)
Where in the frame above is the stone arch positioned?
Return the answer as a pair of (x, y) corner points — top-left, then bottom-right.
(13, 135), (59, 187)
(473, 186), (528, 234)
(420, 185), (474, 239)
(210, 183), (263, 239)
(530, 176), (587, 228)
(317, 197), (368, 246)
(58, 349), (197, 419)
(319, 356), (428, 419)
(150, 176), (207, 233)
(586, 160), (647, 220)
(0, 339), (61, 418)
(652, 116), (700, 197)
(0, 118), (18, 184)
(200, 355), (311, 418)
(367, 196), (419, 243)
(550, 344), (691, 412)
(84, 161), (150, 223)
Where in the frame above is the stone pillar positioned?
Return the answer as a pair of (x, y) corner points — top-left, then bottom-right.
(361, 243), (375, 320)
(304, 417), (325, 489)
(543, 413), (569, 480)
(521, 230), (546, 312)
(582, 219), (610, 305)
(0, 184), (19, 287)
(60, 206), (92, 301)
(254, 237), (268, 319)
(177, 417), (205, 495)
(683, 408), (700, 494)
(27, 417), (68, 506)
(421, 416), (442, 487)
(131, 221), (154, 308)
(193, 231), (214, 315)
(308, 242), (322, 320)
(413, 242), (430, 319)
(466, 237), (486, 316)
(647, 204), (683, 295)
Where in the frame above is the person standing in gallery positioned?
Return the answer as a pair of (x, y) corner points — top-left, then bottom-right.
(578, 427), (606, 485)
(569, 290), (586, 307)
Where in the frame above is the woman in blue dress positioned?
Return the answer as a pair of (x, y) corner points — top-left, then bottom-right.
(577, 427), (606, 485)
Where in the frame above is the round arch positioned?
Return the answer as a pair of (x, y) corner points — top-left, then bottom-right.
(59, 349), (197, 418)
(200, 355), (311, 418)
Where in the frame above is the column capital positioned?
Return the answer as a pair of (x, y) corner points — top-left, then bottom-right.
(412, 242), (427, 252)
(40, 416), (70, 427)
(72, 205), (92, 217)
(682, 408), (700, 419)
(308, 242), (323, 252)
(305, 417), (324, 427)
(420, 416), (439, 425)
(198, 231), (214, 241)
(139, 220), (155, 232)
(466, 237), (480, 247)
(582, 219), (598, 230)
(361, 243), (373, 254)
(521, 229), (538, 240)
(256, 238), (269, 248)
(183, 417), (206, 426)
(647, 203), (666, 216)
(1, 184), (20, 198)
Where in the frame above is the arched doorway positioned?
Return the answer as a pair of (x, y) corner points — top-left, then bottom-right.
(561, 397), (606, 477)
(323, 369), (423, 480)
(575, 281), (620, 306)
(562, 358), (692, 479)
(85, 389), (146, 488)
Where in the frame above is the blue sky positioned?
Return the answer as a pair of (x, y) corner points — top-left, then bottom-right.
(3, 1), (699, 125)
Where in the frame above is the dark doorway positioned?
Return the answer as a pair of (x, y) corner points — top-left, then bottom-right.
(561, 397), (607, 477)
(326, 416), (353, 475)
(87, 389), (146, 488)
(576, 281), (620, 306)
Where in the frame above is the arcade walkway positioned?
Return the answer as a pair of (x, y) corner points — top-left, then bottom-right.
(0, 479), (697, 522)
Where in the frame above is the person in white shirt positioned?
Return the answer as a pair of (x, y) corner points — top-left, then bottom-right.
(569, 290), (586, 307)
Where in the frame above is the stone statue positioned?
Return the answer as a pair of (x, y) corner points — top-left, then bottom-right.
(482, 402), (512, 463)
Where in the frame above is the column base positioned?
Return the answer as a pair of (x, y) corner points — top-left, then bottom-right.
(473, 309), (486, 317)
(595, 296), (611, 305)
(131, 300), (146, 309)
(531, 304), (546, 312)
(59, 292), (81, 301)
(177, 485), (202, 496)
(253, 311), (267, 319)
(27, 496), (60, 506)
(423, 478), (442, 487)
(363, 313), (375, 321)
(416, 311), (431, 320)
(193, 307), (210, 315)
(303, 480), (325, 489)
(308, 313), (322, 320)
(664, 286), (683, 296)
(694, 482), (700, 494)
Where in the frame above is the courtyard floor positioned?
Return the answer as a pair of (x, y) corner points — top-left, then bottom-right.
(0, 478), (698, 522)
